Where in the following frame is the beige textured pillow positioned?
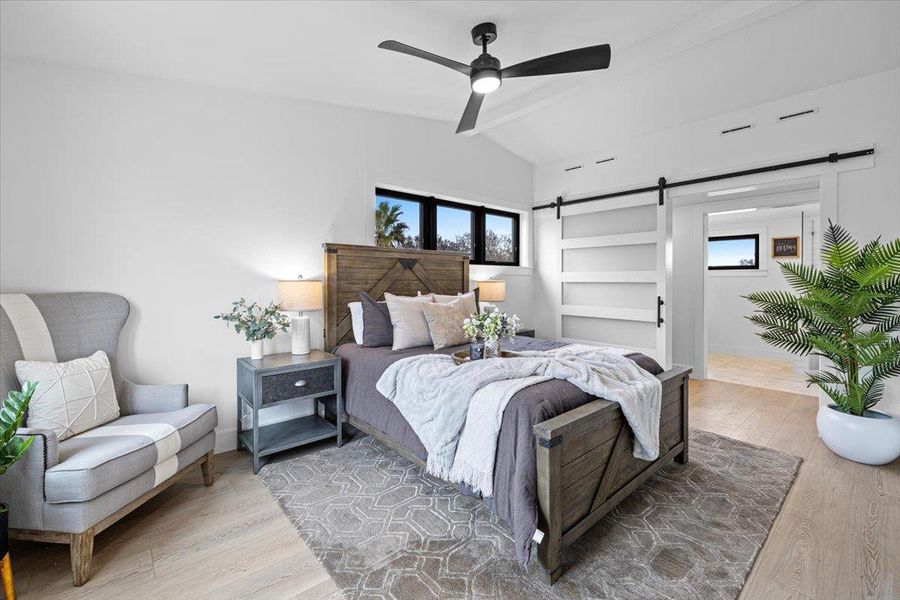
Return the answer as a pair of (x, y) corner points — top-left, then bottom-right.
(385, 293), (434, 350)
(422, 297), (474, 349)
(16, 350), (119, 441)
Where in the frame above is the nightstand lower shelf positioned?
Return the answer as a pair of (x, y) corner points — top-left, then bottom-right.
(239, 415), (338, 462)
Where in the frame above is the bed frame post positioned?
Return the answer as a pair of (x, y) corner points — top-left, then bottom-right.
(675, 374), (690, 464)
(534, 430), (564, 583)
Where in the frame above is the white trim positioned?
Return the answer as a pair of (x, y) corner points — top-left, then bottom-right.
(561, 304), (656, 323)
(561, 271), (656, 283)
(560, 231), (656, 249)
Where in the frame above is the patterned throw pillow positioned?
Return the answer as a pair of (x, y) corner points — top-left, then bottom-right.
(422, 297), (473, 350)
(15, 350), (120, 441)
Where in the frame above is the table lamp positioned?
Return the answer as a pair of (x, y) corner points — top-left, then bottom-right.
(475, 279), (506, 313)
(277, 277), (323, 355)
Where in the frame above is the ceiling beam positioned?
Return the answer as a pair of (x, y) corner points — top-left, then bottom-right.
(464, 0), (805, 137)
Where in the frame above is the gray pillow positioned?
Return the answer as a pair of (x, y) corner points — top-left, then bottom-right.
(359, 291), (393, 347)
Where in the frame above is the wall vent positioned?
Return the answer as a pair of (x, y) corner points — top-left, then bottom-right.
(777, 107), (818, 122)
(564, 164), (583, 172)
(720, 123), (754, 135)
(595, 156), (616, 165)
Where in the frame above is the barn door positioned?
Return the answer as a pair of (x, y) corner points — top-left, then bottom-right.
(554, 189), (673, 368)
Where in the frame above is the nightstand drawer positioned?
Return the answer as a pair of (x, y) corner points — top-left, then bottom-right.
(260, 366), (334, 404)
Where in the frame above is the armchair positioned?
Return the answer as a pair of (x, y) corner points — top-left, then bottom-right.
(0, 293), (217, 586)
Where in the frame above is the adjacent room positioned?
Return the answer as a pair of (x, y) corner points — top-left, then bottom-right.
(0, 2), (897, 600)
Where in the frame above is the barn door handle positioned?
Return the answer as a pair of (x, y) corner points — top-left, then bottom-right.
(657, 297), (664, 328)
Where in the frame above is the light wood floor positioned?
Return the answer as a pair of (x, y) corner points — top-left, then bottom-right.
(8, 379), (899, 600)
(708, 352), (818, 397)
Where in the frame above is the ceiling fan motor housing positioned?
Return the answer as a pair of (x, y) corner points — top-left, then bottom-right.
(470, 54), (502, 92)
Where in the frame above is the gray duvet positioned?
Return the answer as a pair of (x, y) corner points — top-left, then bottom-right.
(334, 337), (663, 568)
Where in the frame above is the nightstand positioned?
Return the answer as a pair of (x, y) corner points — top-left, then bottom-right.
(236, 350), (342, 473)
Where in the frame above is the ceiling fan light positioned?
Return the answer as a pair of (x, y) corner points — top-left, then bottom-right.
(471, 70), (501, 94)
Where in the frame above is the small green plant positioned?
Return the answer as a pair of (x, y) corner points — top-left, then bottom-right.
(1, 381), (37, 495)
(463, 309), (521, 343)
(214, 298), (291, 341)
(745, 221), (900, 416)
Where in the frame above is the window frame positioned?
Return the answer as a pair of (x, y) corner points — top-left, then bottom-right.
(375, 187), (520, 266)
(707, 233), (760, 271)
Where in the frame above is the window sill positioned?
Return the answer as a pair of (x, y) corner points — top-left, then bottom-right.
(707, 270), (768, 277)
(469, 265), (534, 278)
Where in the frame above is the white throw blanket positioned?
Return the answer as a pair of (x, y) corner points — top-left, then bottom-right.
(376, 344), (662, 489)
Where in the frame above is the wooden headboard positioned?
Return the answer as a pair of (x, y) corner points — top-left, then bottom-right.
(323, 243), (470, 350)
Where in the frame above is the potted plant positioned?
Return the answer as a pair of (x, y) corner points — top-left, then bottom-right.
(745, 221), (900, 465)
(1, 381), (37, 577)
(214, 298), (291, 359)
(463, 309), (521, 359)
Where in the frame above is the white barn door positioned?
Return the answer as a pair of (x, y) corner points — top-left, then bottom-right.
(554, 190), (673, 368)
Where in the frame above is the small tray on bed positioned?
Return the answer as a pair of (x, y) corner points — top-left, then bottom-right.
(451, 349), (519, 365)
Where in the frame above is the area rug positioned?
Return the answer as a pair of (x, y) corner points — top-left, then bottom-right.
(259, 429), (800, 600)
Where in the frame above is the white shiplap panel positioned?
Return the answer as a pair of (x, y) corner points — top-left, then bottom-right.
(559, 231), (656, 250)
(560, 304), (656, 323)
(560, 271), (657, 283)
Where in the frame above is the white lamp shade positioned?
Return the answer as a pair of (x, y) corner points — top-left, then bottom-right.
(476, 280), (506, 302)
(278, 280), (323, 311)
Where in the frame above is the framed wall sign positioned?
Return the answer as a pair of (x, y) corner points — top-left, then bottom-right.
(772, 236), (800, 258)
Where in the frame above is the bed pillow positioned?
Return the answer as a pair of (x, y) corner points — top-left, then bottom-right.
(359, 292), (393, 347)
(348, 302), (364, 345)
(15, 350), (119, 442)
(385, 292), (435, 350)
(422, 297), (473, 349)
(423, 288), (480, 313)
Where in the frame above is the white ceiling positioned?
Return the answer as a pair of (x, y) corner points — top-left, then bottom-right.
(2, 1), (898, 165)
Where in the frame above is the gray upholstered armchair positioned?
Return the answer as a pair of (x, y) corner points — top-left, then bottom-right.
(0, 292), (218, 586)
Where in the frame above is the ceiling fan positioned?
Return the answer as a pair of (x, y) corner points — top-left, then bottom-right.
(378, 22), (611, 134)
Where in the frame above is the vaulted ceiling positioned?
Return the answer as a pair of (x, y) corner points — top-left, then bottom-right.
(2, 1), (898, 164)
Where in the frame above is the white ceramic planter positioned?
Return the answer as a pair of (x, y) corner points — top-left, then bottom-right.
(817, 404), (900, 465)
(250, 339), (264, 360)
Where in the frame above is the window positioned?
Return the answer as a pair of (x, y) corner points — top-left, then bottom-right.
(708, 234), (760, 270)
(375, 193), (422, 248)
(374, 188), (519, 265)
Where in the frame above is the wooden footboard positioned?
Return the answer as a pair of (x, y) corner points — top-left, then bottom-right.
(533, 365), (691, 583)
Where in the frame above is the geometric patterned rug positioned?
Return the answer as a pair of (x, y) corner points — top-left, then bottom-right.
(259, 429), (800, 600)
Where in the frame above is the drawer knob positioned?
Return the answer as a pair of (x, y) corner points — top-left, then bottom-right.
(294, 380), (307, 387)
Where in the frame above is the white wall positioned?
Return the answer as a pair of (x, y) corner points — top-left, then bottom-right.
(533, 68), (900, 414)
(0, 58), (534, 451)
(705, 202), (816, 361)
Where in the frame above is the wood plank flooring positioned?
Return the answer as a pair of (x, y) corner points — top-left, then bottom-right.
(8, 378), (899, 599)
(708, 352), (818, 397)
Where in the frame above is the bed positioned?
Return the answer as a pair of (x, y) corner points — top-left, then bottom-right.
(323, 243), (691, 583)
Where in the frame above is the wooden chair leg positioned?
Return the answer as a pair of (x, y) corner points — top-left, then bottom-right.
(1, 552), (15, 600)
(70, 528), (95, 587)
(201, 450), (215, 487)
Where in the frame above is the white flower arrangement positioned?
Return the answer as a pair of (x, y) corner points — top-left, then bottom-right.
(463, 308), (521, 343)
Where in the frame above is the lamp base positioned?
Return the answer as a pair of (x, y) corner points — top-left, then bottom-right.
(291, 315), (311, 355)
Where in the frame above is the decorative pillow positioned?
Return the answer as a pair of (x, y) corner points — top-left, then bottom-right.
(385, 292), (435, 350)
(423, 289), (480, 313)
(422, 297), (473, 349)
(348, 302), (364, 345)
(16, 350), (120, 442)
(359, 291), (394, 347)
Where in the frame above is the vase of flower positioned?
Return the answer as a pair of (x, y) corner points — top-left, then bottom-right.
(463, 309), (521, 360)
(214, 298), (291, 360)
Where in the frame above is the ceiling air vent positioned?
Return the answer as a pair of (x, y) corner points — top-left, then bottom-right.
(777, 107), (818, 122)
(720, 123), (754, 136)
(595, 156), (616, 165)
(564, 164), (583, 173)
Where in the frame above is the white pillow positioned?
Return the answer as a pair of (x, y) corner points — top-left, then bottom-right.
(348, 301), (364, 345)
(15, 350), (120, 441)
(385, 292), (434, 350)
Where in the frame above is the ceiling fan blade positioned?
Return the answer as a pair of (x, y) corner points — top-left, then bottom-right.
(501, 44), (611, 79)
(455, 92), (484, 134)
(378, 40), (472, 76)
